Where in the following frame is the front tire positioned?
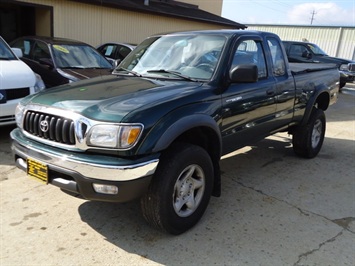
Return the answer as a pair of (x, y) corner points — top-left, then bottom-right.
(292, 108), (326, 158)
(141, 143), (213, 235)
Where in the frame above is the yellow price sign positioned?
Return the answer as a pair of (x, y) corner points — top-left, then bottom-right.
(53, 45), (69, 53)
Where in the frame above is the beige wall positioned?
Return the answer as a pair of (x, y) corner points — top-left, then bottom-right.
(177, 0), (223, 15)
(18, 0), (228, 47)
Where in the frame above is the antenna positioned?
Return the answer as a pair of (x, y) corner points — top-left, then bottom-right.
(310, 10), (317, 25)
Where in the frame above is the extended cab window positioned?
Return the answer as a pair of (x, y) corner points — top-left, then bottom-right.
(11, 39), (35, 59)
(267, 38), (286, 76)
(289, 44), (307, 57)
(232, 40), (267, 79)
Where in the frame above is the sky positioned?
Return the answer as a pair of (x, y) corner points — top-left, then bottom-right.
(221, 0), (355, 26)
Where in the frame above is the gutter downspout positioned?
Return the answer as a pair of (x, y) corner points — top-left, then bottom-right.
(335, 27), (344, 58)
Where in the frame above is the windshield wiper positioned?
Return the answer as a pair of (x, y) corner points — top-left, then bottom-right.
(113, 67), (142, 77)
(61, 66), (85, 69)
(146, 69), (197, 82)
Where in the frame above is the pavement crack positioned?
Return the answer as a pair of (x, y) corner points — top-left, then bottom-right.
(233, 179), (354, 265)
(293, 230), (344, 266)
(233, 180), (310, 215)
(234, 180), (267, 196)
(332, 217), (355, 233)
(234, 179), (355, 233)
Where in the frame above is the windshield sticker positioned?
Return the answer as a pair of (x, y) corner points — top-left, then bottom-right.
(105, 46), (113, 56)
(53, 45), (69, 53)
(24, 41), (30, 55)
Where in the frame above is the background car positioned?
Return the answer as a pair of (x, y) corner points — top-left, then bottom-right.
(0, 36), (45, 126)
(97, 42), (135, 65)
(282, 40), (355, 88)
(11, 36), (114, 88)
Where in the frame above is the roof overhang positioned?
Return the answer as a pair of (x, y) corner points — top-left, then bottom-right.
(69, 0), (247, 29)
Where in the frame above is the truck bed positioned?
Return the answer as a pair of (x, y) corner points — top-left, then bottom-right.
(289, 62), (338, 74)
(290, 62), (339, 110)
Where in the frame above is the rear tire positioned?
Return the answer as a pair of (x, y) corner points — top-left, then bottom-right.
(292, 108), (326, 158)
(141, 143), (213, 235)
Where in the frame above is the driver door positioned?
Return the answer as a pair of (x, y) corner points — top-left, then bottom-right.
(221, 37), (278, 155)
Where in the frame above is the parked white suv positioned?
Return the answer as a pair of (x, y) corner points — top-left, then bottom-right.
(0, 36), (45, 126)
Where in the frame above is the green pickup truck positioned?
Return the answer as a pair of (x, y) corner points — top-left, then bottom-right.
(11, 30), (339, 234)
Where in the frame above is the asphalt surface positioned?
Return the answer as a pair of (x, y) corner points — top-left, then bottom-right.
(1, 84), (354, 266)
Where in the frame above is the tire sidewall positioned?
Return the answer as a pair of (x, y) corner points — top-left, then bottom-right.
(307, 108), (326, 157)
(293, 108), (326, 158)
(153, 144), (214, 234)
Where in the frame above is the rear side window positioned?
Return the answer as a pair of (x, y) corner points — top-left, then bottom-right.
(267, 38), (286, 76)
(99, 44), (118, 58)
(232, 39), (267, 79)
(11, 39), (35, 59)
(33, 41), (51, 62)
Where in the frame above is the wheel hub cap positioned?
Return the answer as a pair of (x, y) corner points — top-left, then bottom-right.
(173, 164), (205, 217)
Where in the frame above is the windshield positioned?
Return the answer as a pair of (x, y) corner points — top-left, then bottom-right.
(307, 43), (328, 56)
(117, 34), (226, 80)
(0, 37), (17, 60)
(51, 44), (113, 68)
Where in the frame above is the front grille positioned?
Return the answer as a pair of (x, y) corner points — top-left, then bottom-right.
(23, 111), (75, 145)
(6, 88), (30, 100)
(348, 63), (355, 72)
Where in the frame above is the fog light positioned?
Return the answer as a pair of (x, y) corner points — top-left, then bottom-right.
(93, 184), (118, 195)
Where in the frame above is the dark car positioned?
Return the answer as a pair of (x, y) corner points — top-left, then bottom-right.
(282, 40), (355, 88)
(96, 42), (135, 65)
(10, 36), (114, 88)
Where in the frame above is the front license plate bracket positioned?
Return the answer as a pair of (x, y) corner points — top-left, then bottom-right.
(27, 159), (48, 184)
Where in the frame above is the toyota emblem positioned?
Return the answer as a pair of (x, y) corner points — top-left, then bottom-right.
(40, 120), (49, 132)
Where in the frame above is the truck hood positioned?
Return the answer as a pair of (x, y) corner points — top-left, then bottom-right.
(317, 56), (354, 65)
(24, 75), (202, 122)
(59, 68), (113, 80)
(0, 60), (35, 89)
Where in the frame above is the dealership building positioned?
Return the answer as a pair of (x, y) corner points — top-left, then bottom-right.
(1, 0), (354, 60)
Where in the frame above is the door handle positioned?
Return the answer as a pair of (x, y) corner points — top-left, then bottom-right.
(266, 89), (275, 96)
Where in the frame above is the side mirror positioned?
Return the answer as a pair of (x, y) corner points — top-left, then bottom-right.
(302, 51), (312, 59)
(106, 57), (121, 68)
(11, 48), (23, 58)
(39, 58), (54, 68)
(114, 59), (121, 68)
(229, 64), (258, 83)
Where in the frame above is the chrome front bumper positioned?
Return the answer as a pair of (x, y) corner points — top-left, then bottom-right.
(11, 128), (159, 182)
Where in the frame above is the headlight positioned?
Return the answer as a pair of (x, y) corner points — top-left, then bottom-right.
(34, 73), (46, 92)
(15, 103), (25, 128)
(339, 64), (349, 71)
(87, 124), (143, 149)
